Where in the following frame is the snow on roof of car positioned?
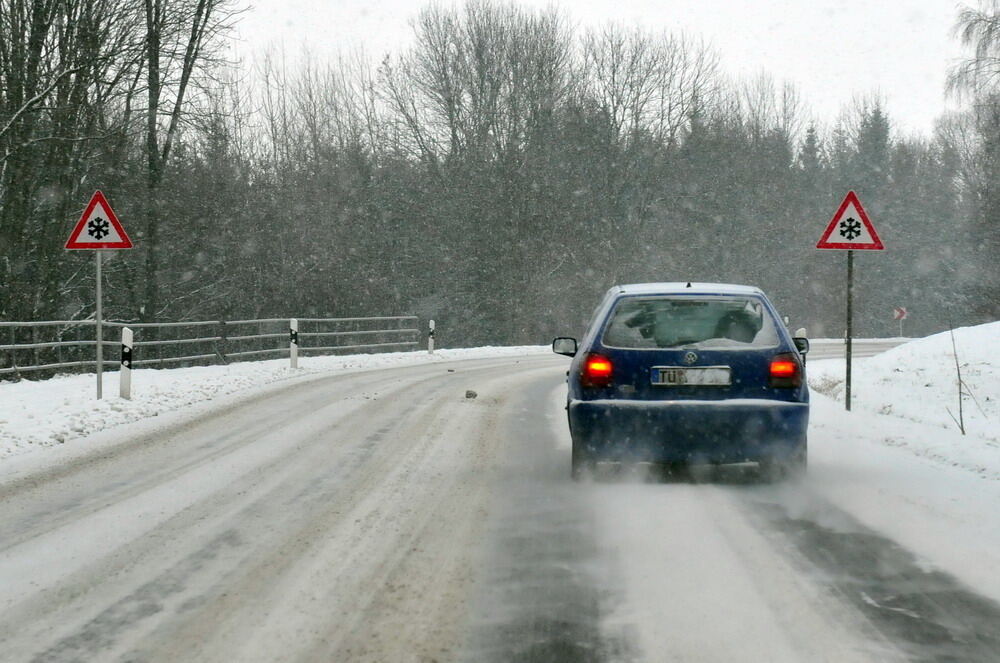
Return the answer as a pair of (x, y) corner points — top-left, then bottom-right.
(612, 282), (765, 296)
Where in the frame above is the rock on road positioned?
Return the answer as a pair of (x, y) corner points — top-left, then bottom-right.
(1, 347), (998, 662)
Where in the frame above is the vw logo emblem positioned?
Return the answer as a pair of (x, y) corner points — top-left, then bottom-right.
(683, 351), (698, 365)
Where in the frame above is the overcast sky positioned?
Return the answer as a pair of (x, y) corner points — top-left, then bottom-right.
(233, 0), (969, 136)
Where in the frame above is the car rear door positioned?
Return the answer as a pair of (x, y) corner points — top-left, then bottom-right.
(584, 293), (800, 402)
(595, 345), (780, 401)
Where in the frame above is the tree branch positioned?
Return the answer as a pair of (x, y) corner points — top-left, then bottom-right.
(0, 66), (84, 142)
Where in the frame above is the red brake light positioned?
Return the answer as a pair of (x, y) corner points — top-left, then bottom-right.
(770, 360), (797, 378)
(581, 353), (614, 388)
(769, 353), (801, 388)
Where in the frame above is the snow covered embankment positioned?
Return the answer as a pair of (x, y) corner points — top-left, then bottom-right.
(808, 321), (998, 479)
(0, 346), (547, 459)
(804, 321), (1000, 604)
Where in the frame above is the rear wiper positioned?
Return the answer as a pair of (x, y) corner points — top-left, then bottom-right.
(661, 339), (700, 347)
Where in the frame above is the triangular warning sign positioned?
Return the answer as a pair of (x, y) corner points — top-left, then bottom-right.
(816, 190), (883, 250)
(65, 190), (133, 250)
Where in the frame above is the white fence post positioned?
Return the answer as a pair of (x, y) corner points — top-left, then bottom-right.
(428, 319), (435, 354)
(290, 318), (299, 368)
(120, 327), (133, 400)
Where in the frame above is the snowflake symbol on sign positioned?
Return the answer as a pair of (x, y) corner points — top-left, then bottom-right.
(839, 217), (862, 240)
(88, 218), (110, 240)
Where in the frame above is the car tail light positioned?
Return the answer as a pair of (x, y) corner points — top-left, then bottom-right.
(581, 352), (614, 388)
(769, 353), (802, 388)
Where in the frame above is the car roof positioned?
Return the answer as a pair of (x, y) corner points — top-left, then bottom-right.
(610, 282), (765, 297)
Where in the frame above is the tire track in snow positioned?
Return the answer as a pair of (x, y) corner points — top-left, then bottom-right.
(742, 489), (1000, 663)
(0, 358), (554, 662)
(460, 372), (634, 663)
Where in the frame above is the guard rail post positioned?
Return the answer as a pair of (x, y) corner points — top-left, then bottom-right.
(217, 320), (229, 364)
(120, 327), (133, 399)
(290, 318), (299, 369)
(8, 327), (19, 380)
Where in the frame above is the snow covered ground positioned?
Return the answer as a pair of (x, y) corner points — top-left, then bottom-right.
(3, 326), (998, 589)
(1, 327), (998, 660)
(2, 326), (994, 470)
(804, 321), (1000, 603)
(0, 346), (547, 459)
(809, 321), (999, 471)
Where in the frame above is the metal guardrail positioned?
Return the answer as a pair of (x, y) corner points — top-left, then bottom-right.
(0, 316), (420, 379)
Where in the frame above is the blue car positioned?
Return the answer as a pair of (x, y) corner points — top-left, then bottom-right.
(552, 283), (810, 480)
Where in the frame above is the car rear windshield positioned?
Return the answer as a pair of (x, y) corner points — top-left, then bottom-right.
(601, 296), (781, 349)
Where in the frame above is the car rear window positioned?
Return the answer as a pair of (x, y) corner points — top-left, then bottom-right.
(601, 296), (781, 349)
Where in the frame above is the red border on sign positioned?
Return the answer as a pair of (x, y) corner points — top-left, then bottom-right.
(816, 190), (884, 250)
(65, 190), (133, 250)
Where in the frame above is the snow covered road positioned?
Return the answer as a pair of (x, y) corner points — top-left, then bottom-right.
(1, 347), (999, 662)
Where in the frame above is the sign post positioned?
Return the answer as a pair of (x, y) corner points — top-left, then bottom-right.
(816, 190), (884, 411)
(65, 191), (133, 399)
(846, 249), (853, 409)
(893, 306), (908, 337)
(96, 250), (103, 398)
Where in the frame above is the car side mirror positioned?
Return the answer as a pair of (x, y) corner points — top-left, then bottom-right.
(552, 337), (578, 357)
(793, 337), (810, 355)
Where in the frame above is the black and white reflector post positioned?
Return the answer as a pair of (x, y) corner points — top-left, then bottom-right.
(290, 318), (299, 369)
(120, 326), (133, 400)
(428, 319), (435, 354)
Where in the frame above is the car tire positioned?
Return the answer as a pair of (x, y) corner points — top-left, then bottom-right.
(571, 438), (594, 481)
(664, 461), (688, 478)
(758, 458), (784, 483)
(785, 443), (808, 479)
(760, 442), (807, 482)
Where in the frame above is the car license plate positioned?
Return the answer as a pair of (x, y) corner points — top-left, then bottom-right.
(651, 366), (731, 386)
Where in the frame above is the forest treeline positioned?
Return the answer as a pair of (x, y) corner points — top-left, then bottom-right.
(1, 0), (998, 345)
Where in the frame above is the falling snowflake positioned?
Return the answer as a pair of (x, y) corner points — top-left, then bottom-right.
(839, 217), (862, 240)
(88, 218), (110, 240)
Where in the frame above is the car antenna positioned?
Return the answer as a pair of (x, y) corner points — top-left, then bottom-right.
(686, 282), (692, 288)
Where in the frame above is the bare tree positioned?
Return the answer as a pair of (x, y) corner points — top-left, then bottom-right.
(582, 26), (719, 147)
(140, 0), (239, 320)
(582, 25), (661, 145)
(738, 72), (804, 144)
(937, 110), (986, 195)
(0, 0), (147, 319)
(385, 1), (572, 165)
(948, 0), (1000, 97)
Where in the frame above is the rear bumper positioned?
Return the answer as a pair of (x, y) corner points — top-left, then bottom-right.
(568, 398), (808, 464)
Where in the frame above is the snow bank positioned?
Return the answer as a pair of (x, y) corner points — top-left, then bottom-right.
(807, 321), (999, 479)
(806, 388), (1000, 603)
(4, 323), (997, 475)
(0, 346), (547, 460)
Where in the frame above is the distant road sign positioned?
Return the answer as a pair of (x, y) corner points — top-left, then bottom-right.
(816, 190), (884, 250)
(65, 191), (132, 250)
(893, 307), (908, 321)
